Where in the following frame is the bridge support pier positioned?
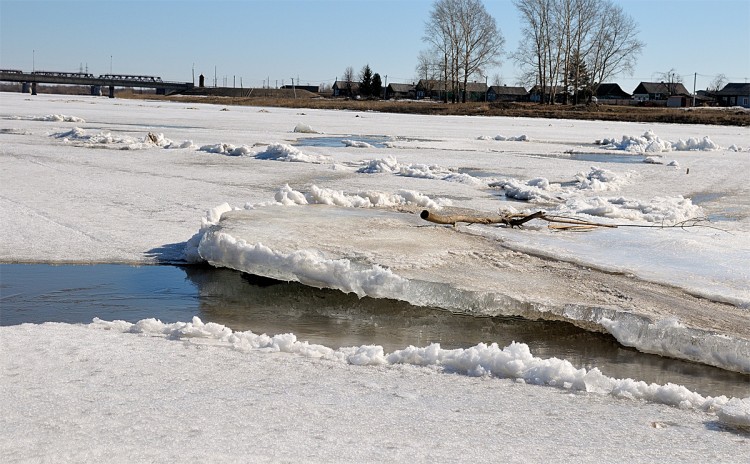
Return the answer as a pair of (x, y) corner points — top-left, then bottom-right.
(31, 82), (37, 95)
(108, 85), (115, 98)
(91, 85), (102, 96)
(21, 82), (30, 93)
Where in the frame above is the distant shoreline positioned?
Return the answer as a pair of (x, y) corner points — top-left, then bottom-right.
(129, 93), (750, 127)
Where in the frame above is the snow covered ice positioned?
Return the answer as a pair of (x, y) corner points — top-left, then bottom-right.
(1, 92), (749, 462)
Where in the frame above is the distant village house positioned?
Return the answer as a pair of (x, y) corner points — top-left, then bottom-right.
(385, 83), (416, 100)
(714, 83), (750, 108)
(487, 85), (528, 102)
(631, 82), (691, 103)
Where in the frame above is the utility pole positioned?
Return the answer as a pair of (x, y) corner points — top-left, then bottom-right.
(692, 72), (697, 107)
(383, 75), (387, 99)
(192, 63), (195, 85)
(291, 77), (296, 98)
(32, 49), (35, 72)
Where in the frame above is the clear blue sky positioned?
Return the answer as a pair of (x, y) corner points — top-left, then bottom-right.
(1, 0), (748, 92)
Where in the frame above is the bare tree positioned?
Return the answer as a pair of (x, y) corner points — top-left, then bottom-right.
(515, 0), (643, 104)
(588, 1), (644, 93)
(514, 0), (556, 103)
(415, 50), (441, 82)
(456, 0), (505, 102)
(424, 0), (504, 103)
(707, 73), (727, 93)
(654, 68), (682, 95)
(342, 66), (355, 97)
(560, 0), (598, 103)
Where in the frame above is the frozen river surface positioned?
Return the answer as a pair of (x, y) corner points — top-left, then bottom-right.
(1, 93), (749, 462)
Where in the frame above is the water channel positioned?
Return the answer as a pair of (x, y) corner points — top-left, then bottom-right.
(1, 263), (747, 398)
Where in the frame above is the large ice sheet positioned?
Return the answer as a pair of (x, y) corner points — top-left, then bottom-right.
(196, 205), (750, 373)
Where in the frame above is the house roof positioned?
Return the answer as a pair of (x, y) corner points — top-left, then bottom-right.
(388, 83), (416, 92)
(716, 83), (750, 96)
(416, 79), (487, 92)
(332, 80), (360, 91)
(529, 85), (564, 94)
(595, 83), (630, 98)
(489, 85), (527, 95)
(633, 82), (691, 96)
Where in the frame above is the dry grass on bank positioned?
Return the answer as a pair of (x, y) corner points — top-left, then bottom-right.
(126, 93), (750, 127)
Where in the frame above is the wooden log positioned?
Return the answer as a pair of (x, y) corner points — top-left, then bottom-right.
(420, 210), (545, 227)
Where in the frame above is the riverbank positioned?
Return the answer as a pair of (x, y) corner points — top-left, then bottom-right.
(127, 93), (750, 126)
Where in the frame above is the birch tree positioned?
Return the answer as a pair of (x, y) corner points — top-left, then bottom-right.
(515, 0), (643, 104)
(587, 1), (644, 94)
(456, 0), (505, 102)
(423, 0), (504, 103)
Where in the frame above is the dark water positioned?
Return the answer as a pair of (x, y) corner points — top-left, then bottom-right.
(1, 264), (748, 398)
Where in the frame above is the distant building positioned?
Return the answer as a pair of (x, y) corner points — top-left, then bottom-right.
(632, 82), (691, 102)
(281, 84), (320, 93)
(667, 95), (691, 108)
(487, 85), (528, 102)
(714, 83), (750, 108)
(415, 79), (444, 100)
(386, 83), (416, 100)
(594, 83), (631, 100)
(415, 79), (488, 102)
(332, 80), (359, 97)
(528, 85), (566, 103)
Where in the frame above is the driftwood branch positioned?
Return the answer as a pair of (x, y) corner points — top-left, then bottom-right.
(420, 210), (544, 228)
(420, 210), (727, 233)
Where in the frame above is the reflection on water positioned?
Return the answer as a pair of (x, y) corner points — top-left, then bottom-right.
(566, 152), (646, 164)
(295, 135), (390, 148)
(1, 264), (748, 398)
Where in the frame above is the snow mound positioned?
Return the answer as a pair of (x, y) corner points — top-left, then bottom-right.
(293, 122), (319, 134)
(89, 316), (745, 421)
(342, 139), (374, 148)
(478, 134), (529, 141)
(576, 166), (631, 191)
(270, 184), (446, 210)
(601, 130), (721, 153)
(716, 398), (750, 429)
(358, 157), (482, 185)
(146, 132), (196, 149)
(33, 114), (85, 123)
(52, 127), (189, 150)
(561, 195), (702, 223)
(199, 143), (252, 156)
(357, 156), (400, 173)
(490, 177), (562, 203)
(255, 143), (332, 163)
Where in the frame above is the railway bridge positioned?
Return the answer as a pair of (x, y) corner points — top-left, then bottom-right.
(0, 69), (194, 97)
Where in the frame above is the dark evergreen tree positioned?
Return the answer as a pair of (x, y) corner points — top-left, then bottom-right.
(568, 52), (592, 104)
(359, 64), (373, 98)
(371, 73), (383, 99)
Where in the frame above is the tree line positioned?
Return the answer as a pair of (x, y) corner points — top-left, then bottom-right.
(340, 64), (384, 99)
(419, 0), (645, 104)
